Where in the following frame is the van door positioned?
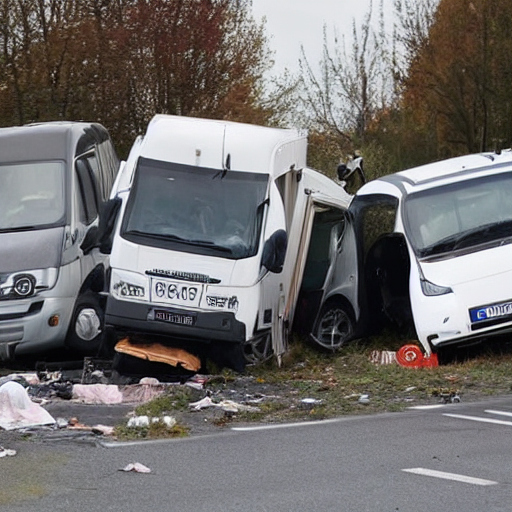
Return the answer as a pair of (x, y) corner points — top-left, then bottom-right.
(348, 193), (413, 336)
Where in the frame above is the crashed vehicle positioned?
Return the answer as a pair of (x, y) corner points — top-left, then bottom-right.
(344, 149), (512, 357)
(100, 115), (352, 366)
(0, 122), (120, 360)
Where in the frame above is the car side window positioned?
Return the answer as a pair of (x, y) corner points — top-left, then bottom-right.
(76, 158), (99, 225)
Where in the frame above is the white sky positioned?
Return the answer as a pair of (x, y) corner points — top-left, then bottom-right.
(251, 0), (395, 77)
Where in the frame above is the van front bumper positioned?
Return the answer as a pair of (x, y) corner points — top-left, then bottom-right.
(0, 296), (74, 359)
(105, 297), (246, 344)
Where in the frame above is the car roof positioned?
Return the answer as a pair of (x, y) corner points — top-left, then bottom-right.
(0, 121), (109, 163)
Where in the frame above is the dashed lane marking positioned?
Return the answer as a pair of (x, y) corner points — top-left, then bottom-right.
(443, 413), (512, 427)
(402, 468), (498, 486)
(485, 409), (512, 418)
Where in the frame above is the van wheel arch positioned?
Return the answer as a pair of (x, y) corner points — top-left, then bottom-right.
(309, 296), (356, 352)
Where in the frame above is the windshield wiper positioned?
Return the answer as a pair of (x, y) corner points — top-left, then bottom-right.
(421, 221), (512, 256)
(124, 229), (189, 242)
(124, 230), (233, 253)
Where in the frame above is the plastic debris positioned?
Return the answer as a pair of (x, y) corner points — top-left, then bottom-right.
(0, 447), (17, 458)
(300, 398), (323, 409)
(127, 415), (176, 428)
(185, 374), (208, 390)
(188, 396), (260, 413)
(189, 396), (215, 411)
(396, 344), (439, 368)
(119, 462), (151, 473)
(358, 394), (370, 404)
(0, 381), (56, 430)
(369, 350), (398, 365)
(120, 378), (168, 404)
(114, 338), (201, 372)
(72, 383), (123, 404)
(91, 424), (115, 436)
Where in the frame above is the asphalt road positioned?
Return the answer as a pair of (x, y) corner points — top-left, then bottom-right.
(2, 397), (512, 511)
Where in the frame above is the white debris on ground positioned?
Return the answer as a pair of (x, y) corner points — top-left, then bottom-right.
(119, 462), (151, 473)
(189, 396), (260, 413)
(0, 381), (56, 430)
(126, 415), (176, 428)
(0, 446), (16, 457)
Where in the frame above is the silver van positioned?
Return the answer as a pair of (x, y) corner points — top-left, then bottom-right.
(0, 122), (120, 360)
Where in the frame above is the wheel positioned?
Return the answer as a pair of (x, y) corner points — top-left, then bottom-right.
(243, 332), (274, 365)
(66, 291), (105, 355)
(310, 303), (354, 351)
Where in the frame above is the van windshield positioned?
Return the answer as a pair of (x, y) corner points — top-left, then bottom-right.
(404, 172), (512, 258)
(121, 157), (269, 259)
(0, 161), (66, 231)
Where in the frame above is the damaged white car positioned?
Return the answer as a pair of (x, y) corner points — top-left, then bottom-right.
(346, 149), (512, 357)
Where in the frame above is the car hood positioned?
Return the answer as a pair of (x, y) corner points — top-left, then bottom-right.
(0, 227), (64, 273)
(420, 244), (512, 287)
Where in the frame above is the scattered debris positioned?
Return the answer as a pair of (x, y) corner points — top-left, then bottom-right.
(0, 447), (16, 457)
(432, 388), (461, 404)
(114, 338), (201, 372)
(358, 394), (370, 404)
(127, 415), (176, 428)
(396, 344), (439, 368)
(72, 383), (123, 404)
(0, 381), (56, 430)
(91, 425), (115, 436)
(300, 398), (323, 409)
(120, 378), (168, 404)
(370, 350), (397, 365)
(185, 374), (208, 390)
(188, 396), (260, 413)
(119, 462), (151, 473)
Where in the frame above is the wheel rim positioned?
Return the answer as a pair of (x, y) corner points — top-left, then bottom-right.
(243, 333), (273, 365)
(315, 307), (353, 350)
(75, 307), (102, 341)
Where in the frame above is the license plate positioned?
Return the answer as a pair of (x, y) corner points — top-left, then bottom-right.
(150, 279), (202, 307)
(470, 300), (512, 323)
(154, 309), (196, 326)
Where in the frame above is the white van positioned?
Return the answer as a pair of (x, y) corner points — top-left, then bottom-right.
(102, 115), (351, 367)
(0, 122), (120, 360)
(347, 149), (512, 356)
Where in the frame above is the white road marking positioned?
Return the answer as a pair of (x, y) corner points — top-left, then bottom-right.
(402, 468), (497, 486)
(231, 418), (344, 432)
(443, 413), (512, 426)
(408, 404), (446, 410)
(485, 409), (512, 418)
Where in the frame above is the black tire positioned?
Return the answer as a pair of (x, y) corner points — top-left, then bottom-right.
(66, 291), (105, 355)
(310, 302), (354, 351)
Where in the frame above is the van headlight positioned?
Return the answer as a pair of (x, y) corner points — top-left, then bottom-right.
(110, 269), (148, 300)
(421, 278), (453, 296)
(113, 281), (145, 298)
(0, 268), (58, 299)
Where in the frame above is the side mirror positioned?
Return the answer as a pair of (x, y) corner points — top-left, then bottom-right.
(80, 226), (99, 255)
(261, 229), (287, 274)
(337, 164), (349, 181)
(98, 197), (122, 254)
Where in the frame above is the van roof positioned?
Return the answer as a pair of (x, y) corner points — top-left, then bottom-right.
(0, 121), (110, 163)
(137, 114), (308, 177)
(360, 150), (512, 197)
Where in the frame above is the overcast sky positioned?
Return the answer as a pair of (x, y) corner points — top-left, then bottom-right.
(251, 0), (395, 77)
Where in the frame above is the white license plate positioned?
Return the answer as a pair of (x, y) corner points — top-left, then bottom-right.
(150, 279), (203, 307)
